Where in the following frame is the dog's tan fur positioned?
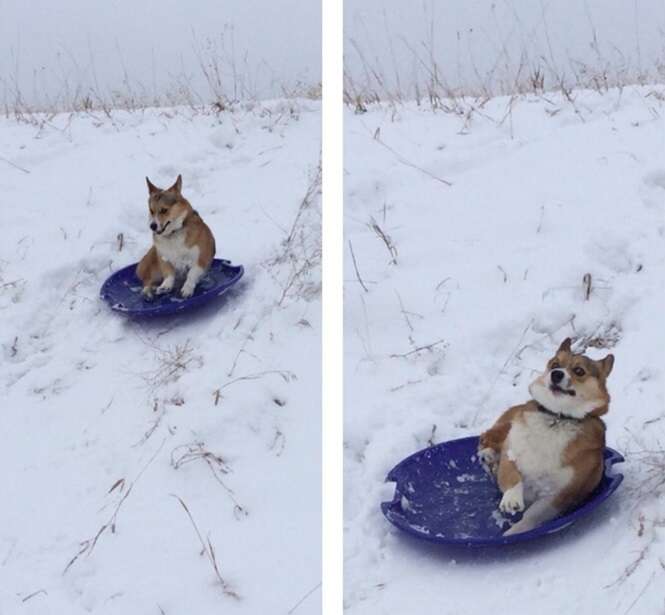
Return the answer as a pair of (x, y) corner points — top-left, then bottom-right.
(478, 338), (614, 535)
(136, 175), (216, 298)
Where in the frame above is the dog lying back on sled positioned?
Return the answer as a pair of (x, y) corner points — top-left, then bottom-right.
(478, 338), (615, 535)
(137, 175), (216, 299)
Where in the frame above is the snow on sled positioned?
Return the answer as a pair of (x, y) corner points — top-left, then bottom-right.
(381, 436), (624, 547)
(100, 258), (244, 317)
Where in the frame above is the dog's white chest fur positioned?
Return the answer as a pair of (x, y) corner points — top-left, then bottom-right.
(155, 231), (198, 274)
(506, 411), (578, 502)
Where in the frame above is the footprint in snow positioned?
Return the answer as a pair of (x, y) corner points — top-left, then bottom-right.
(643, 169), (665, 191)
(641, 170), (665, 209)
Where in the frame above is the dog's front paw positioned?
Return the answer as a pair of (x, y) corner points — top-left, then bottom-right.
(155, 276), (175, 295)
(180, 284), (195, 298)
(141, 286), (155, 301)
(478, 447), (499, 475)
(499, 483), (525, 514)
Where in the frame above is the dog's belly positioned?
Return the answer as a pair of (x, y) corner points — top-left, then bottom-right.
(155, 234), (199, 275)
(506, 412), (578, 502)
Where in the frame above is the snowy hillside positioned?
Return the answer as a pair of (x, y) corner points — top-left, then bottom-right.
(344, 86), (665, 613)
(1, 101), (321, 614)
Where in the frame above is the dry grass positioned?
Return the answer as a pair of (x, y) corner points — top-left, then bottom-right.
(368, 217), (398, 265)
(64, 439), (166, 574)
(139, 339), (203, 390)
(627, 444), (665, 504)
(263, 160), (322, 306)
(348, 240), (369, 293)
(344, 7), (665, 114)
(172, 495), (240, 599)
(389, 338), (446, 360)
(171, 442), (248, 519)
(213, 369), (297, 406)
(2, 34), (321, 121)
(570, 318), (622, 351)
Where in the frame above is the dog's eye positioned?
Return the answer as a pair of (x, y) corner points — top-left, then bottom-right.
(573, 367), (585, 377)
(159, 208), (167, 214)
(551, 361), (560, 369)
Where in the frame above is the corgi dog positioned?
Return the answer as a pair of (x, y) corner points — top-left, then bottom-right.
(478, 338), (615, 535)
(136, 175), (216, 299)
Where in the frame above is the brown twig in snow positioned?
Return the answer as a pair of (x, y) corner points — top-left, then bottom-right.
(369, 217), (398, 265)
(21, 590), (47, 603)
(390, 339), (446, 359)
(171, 495), (240, 599)
(623, 572), (656, 615)
(64, 439), (166, 574)
(604, 544), (650, 588)
(227, 317), (264, 377)
(0, 154), (30, 174)
(583, 273), (593, 301)
(348, 240), (369, 292)
(171, 442), (248, 519)
(373, 135), (452, 186)
(216, 370), (296, 394)
(395, 291), (416, 347)
(287, 582), (321, 614)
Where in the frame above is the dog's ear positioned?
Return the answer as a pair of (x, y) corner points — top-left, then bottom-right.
(599, 354), (614, 378)
(146, 177), (159, 195)
(167, 174), (182, 194)
(557, 337), (572, 354)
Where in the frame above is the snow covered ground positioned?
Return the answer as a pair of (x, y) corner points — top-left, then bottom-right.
(344, 86), (665, 613)
(0, 100), (321, 614)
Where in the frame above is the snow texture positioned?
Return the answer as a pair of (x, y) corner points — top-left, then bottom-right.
(0, 100), (321, 614)
(344, 86), (665, 614)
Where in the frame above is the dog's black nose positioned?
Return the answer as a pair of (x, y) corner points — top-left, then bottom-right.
(150, 222), (157, 231)
(551, 369), (565, 384)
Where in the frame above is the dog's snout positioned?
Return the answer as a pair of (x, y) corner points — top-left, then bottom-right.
(150, 222), (158, 231)
(550, 369), (565, 384)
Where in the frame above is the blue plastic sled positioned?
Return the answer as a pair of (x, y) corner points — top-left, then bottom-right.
(100, 258), (244, 317)
(381, 436), (624, 547)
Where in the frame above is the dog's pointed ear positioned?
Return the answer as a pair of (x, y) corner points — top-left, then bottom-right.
(146, 177), (159, 195)
(167, 174), (182, 194)
(599, 354), (614, 377)
(557, 337), (572, 353)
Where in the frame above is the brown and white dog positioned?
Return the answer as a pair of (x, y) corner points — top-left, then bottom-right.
(136, 175), (216, 299)
(478, 338), (615, 535)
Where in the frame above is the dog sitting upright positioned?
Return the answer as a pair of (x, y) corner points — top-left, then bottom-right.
(136, 175), (216, 299)
(478, 338), (615, 535)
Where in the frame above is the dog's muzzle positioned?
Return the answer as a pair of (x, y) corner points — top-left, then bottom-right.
(549, 369), (575, 396)
(551, 369), (565, 384)
(153, 220), (171, 235)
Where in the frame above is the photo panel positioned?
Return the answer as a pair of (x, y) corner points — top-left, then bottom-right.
(0, 2), (322, 613)
(344, 1), (665, 613)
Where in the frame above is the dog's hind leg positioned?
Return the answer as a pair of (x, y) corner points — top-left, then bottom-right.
(478, 405), (521, 476)
(503, 496), (558, 536)
(497, 455), (525, 515)
(136, 247), (162, 297)
(505, 454), (603, 535)
(504, 454), (603, 535)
